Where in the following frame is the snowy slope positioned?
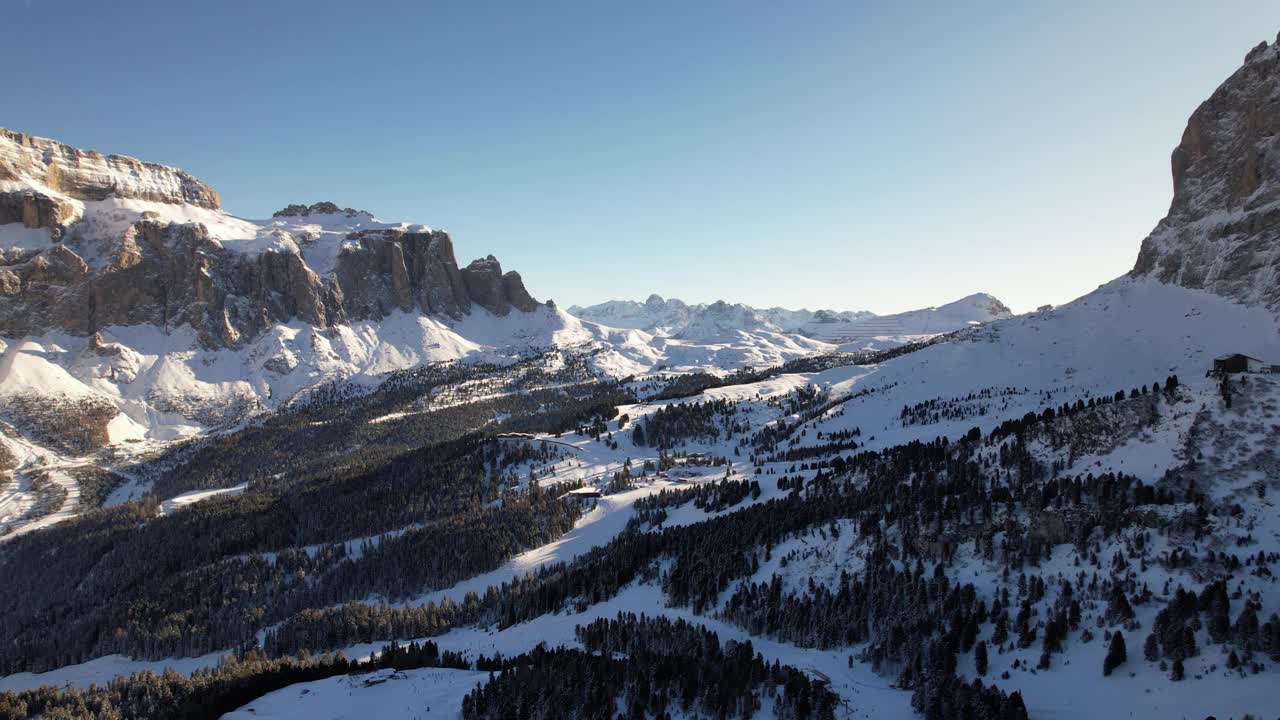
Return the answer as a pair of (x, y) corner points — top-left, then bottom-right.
(826, 292), (1014, 349)
(221, 667), (489, 720)
(741, 278), (1278, 470)
(419, 277), (1280, 719)
(387, 276), (1280, 618)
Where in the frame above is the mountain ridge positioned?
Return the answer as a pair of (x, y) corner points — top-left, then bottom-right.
(0, 128), (543, 351)
(568, 291), (1013, 346)
(566, 293), (875, 337)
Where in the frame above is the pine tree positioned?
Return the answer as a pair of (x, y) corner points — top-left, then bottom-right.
(1103, 631), (1126, 676)
(1106, 585), (1134, 624)
(1004, 691), (1029, 720)
(1143, 633), (1159, 661)
(974, 641), (988, 676)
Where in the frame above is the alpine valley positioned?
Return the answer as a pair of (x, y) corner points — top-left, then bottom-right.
(2, 31), (1280, 720)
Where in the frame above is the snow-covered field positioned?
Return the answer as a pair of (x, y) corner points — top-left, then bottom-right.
(0, 652), (229, 694)
(159, 481), (249, 515)
(221, 667), (489, 720)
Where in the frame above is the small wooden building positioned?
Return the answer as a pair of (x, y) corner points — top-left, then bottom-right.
(1214, 353), (1265, 374)
(564, 486), (602, 500)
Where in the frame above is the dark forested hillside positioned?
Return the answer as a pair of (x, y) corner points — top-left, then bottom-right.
(0, 350), (631, 674)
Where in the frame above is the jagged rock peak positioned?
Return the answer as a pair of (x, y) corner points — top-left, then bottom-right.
(459, 255), (540, 316)
(0, 128), (220, 209)
(1132, 33), (1280, 309)
(272, 202), (371, 218)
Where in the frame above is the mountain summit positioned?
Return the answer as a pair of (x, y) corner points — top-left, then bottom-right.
(1133, 33), (1280, 309)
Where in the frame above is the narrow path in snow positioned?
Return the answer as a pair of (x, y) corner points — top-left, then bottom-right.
(0, 471), (36, 530)
(5, 466), (82, 539)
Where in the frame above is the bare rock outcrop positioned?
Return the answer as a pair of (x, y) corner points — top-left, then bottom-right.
(0, 190), (76, 231)
(418, 232), (472, 318)
(1133, 33), (1280, 309)
(503, 270), (539, 312)
(0, 218), (329, 347)
(272, 201), (369, 218)
(0, 128), (219, 208)
(458, 256), (541, 316)
(462, 255), (510, 315)
(331, 229), (477, 321)
(0, 270), (19, 296)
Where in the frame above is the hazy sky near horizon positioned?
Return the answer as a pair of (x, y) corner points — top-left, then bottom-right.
(5, 1), (1278, 314)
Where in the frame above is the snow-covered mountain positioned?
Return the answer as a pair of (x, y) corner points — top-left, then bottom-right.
(567, 294), (788, 338)
(0, 125), (1011, 462)
(0, 128), (585, 454)
(824, 292), (1013, 349)
(0, 134), (837, 459)
(0, 129), (544, 346)
(565, 294), (695, 333)
(568, 292), (1011, 348)
(568, 294), (879, 336)
(756, 305), (876, 333)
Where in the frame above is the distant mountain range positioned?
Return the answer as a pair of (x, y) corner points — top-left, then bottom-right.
(565, 295), (872, 338)
(568, 293), (1013, 348)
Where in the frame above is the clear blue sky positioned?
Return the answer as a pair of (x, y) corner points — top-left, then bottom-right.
(6, 1), (1278, 313)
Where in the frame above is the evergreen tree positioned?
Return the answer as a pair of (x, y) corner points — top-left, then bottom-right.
(1103, 631), (1126, 676)
(1143, 633), (1159, 662)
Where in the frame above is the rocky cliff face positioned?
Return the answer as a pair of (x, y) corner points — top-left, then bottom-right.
(0, 128), (220, 216)
(460, 255), (539, 315)
(1133, 34), (1280, 309)
(335, 228), (472, 321)
(0, 130), (539, 349)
